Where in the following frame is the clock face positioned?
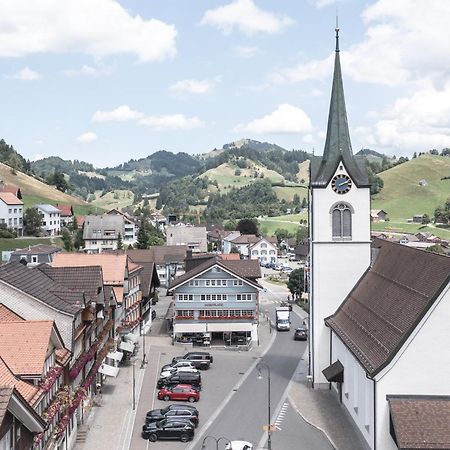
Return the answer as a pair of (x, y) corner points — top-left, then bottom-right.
(331, 174), (352, 194)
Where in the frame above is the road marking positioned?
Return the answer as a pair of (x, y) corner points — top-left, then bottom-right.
(151, 352), (161, 410)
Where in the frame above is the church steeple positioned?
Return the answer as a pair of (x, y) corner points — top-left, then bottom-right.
(310, 27), (369, 188)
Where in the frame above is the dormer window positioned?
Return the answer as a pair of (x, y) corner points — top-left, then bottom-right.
(331, 202), (353, 239)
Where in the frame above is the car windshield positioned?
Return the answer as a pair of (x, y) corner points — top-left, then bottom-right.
(161, 406), (170, 414)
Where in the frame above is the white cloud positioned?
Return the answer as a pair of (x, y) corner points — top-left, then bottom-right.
(310, 0), (338, 7)
(33, 153), (44, 161)
(169, 78), (219, 95)
(0, 0), (177, 62)
(63, 62), (114, 77)
(234, 45), (259, 58)
(7, 67), (41, 80)
(356, 82), (450, 153)
(201, 0), (294, 35)
(76, 132), (98, 143)
(235, 104), (314, 134)
(92, 105), (144, 123)
(138, 114), (205, 131)
(270, 0), (450, 87)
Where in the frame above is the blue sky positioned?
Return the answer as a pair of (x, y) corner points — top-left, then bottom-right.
(1, 0), (450, 167)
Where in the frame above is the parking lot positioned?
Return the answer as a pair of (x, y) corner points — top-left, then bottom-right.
(128, 332), (270, 449)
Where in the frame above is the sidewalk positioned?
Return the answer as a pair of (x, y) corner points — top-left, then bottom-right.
(287, 304), (369, 450)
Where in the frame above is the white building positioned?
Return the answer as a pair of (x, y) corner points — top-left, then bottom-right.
(83, 214), (126, 253)
(309, 29), (450, 450)
(0, 192), (23, 236)
(249, 238), (278, 264)
(107, 209), (138, 246)
(35, 204), (61, 236)
(222, 231), (241, 253)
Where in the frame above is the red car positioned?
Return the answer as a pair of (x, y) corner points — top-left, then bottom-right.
(157, 384), (200, 403)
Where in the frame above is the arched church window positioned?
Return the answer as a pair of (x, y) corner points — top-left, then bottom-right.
(331, 203), (352, 239)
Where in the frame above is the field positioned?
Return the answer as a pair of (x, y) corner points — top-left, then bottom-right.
(91, 189), (135, 210)
(200, 161), (285, 193)
(0, 162), (89, 210)
(371, 221), (450, 240)
(273, 186), (308, 202)
(258, 212), (308, 236)
(372, 155), (450, 221)
(0, 237), (63, 253)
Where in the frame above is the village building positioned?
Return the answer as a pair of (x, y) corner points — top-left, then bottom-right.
(0, 192), (23, 236)
(55, 204), (74, 227)
(9, 244), (62, 266)
(35, 205), (61, 236)
(169, 257), (261, 346)
(166, 225), (207, 253)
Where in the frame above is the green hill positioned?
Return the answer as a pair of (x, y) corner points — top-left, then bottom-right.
(372, 154), (450, 220)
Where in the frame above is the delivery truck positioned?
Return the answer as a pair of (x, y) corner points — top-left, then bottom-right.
(275, 306), (290, 331)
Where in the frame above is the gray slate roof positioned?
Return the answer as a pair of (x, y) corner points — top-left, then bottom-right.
(169, 256), (261, 290)
(11, 245), (62, 256)
(326, 239), (450, 377)
(310, 31), (369, 188)
(0, 262), (85, 315)
(83, 214), (124, 240)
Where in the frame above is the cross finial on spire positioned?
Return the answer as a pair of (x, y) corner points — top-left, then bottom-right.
(335, 12), (340, 52)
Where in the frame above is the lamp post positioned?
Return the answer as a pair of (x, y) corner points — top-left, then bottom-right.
(201, 435), (231, 450)
(257, 362), (272, 450)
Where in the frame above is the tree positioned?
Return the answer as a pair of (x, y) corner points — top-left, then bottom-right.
(24, 208), (42, 236)
(224, 219), (237, 231)
(427, 244), (446, 254)
(234, 168), (241, 176)
(274, 228), (291, 244)
(73, 228), (84, 250)
(47, 171), (69, 192)
(71, 215), (78, 231)
(236, 218), (259, 235)
(230, 245), (240, 254)
(61, 228), (73, 251)
(117, 232), (123, 250)
(296, 226), (309, 244)
(421, 214), (430, 225)
(301, 197), (308, 209)
(287, 268), (305, 299)
(136, 219), (149, 249)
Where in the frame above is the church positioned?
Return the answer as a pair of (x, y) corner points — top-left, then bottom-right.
(308, 28), (450, 449)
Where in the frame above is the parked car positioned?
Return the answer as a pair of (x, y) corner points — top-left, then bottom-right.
(294, 326), (308, 341)
(160, 366), (199, 379)
(142, 418), (195, 442)
(161, 360), (196, 373)
(157, 384), (200, 402)
(225, 441), (254, 450)
(157, 372), (202, 390)
(145, 404), (199, 427)
(172, 352), (213, 370)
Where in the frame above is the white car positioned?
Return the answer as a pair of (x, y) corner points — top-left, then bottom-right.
(160, 360), (195, 373)
(160, 366), (199, 378)
(225, 441), (253, 450)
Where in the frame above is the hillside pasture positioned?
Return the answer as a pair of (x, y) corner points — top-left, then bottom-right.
(273, 186), (308, 202)
(372, 155), (450, 221)
(91, 189), (134, 210)
(0, 162), (88, 209)
(0, 237), (63, 253)
(258, 211), (308, 236)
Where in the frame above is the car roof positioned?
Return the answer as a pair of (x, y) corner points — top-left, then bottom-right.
(173, 384), (197, 389)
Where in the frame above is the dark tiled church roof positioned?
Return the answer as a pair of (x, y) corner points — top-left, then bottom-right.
(326, 239), (450, 376)
(388, 395), (450, 449)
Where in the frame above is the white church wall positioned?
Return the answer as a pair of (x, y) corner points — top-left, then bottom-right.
(375, 283), (450, 450)
(331, 333), (374, 449)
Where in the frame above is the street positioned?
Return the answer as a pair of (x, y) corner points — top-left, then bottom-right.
(124, 282), (333, 450)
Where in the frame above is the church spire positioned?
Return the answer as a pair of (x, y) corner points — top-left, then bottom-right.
(310, 27), (369, 187)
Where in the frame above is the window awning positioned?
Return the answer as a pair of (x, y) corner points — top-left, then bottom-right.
(207, 322), (253, 332)
(98, 363), (119, 378)
(124, 332), (139, 343)
(322, 360), (344, 383)
(119, 341), (135, 353)
(173, 323), (207, 333)
(107, 351), (124, 362)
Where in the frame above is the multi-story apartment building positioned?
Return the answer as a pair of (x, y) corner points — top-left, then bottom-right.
(107, 209), (138, 246)
(169, 256), (261, 346)
(0, 192), (23, 236)
(35, 204), (61, 236)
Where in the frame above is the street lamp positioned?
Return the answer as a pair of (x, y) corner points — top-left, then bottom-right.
(201, 435), (231, 450)
(257, 362), (272, 450)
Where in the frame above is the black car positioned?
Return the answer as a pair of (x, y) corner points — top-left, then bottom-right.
(142, 418), (194, 442)
(156, 372), (202, 390)
(145, 404), (199, 427)
(294, 326), (308, 341)
(172, 352), (213, 370)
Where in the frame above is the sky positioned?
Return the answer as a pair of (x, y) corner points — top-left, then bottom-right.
(1, 0), (450, 168)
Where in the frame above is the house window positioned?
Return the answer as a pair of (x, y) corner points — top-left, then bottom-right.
(237, 293), (253, 301)
(233, 280), (243, 286)
(177, 310), (193, 317)
(261, 243), (267, 248)
(189, 280), (200, 286)
(32, 255), (38, 264)
(252, 250), (258, 255)
(221, 280), (227, 286)
(177, 294), (193, 301)
(331, 203), (353, 239)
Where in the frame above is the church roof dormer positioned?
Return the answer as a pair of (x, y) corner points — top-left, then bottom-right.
(310, 27), (369, 188)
